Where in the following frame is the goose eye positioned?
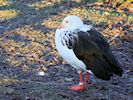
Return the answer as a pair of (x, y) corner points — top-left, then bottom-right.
(66, 21), (69, 23)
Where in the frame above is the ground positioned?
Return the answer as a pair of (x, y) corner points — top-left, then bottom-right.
(0, 0), (133, 100)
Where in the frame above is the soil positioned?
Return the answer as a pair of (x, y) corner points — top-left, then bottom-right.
(0, 0), (133, 100)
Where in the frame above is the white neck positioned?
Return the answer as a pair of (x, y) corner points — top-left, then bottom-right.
(70, 24), (92, 33)
(56, 24), (92, 35)
(80, 24), (92, 32)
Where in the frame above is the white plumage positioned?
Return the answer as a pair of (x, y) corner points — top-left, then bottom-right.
(55, 16), (92, 71)
(55, 28), (86, 70)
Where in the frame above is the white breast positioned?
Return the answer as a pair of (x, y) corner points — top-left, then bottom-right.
(55, 28), (86, 71)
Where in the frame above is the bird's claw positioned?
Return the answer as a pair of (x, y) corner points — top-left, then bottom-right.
(69, 82), (88, 91)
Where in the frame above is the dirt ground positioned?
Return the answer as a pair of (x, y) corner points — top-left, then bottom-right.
(0, 0), (133, 100)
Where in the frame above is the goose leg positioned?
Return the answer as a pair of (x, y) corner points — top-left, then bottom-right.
(69, 71), (88, 91)
(84, 72), (89, 87)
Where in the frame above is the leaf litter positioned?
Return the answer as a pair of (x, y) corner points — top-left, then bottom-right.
(0, 0), (133, 99)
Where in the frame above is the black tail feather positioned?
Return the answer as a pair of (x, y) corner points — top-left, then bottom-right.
(104, 50), (123, 76)
(85, 54), (123, 80)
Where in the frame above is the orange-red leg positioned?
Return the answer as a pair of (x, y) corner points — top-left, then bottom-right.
(79, 71), (83, 83)
(86, 72), (89, 81)
(69, 71), (89, 91)
(84, 72), (89, 87)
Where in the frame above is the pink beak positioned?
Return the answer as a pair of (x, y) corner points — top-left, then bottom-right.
(58, 24), (64, 29)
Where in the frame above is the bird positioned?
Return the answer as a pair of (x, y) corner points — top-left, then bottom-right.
(55, 15), (123, 91)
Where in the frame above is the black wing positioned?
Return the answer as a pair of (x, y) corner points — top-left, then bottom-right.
(66, 29), (123, 80)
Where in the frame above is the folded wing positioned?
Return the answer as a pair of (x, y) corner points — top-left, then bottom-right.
(65, 29), (123, 80)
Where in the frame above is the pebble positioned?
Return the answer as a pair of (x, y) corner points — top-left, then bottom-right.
(37, 71), (45, 76)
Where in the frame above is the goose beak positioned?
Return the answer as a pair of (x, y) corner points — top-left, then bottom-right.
(58, 24), (64, 29)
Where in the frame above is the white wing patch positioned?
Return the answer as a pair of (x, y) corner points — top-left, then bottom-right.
(60, 29), (79, 49)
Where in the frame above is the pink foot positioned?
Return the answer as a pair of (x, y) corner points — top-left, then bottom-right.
(69, 84), (84, 91)
(69, 82), (88, 91)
